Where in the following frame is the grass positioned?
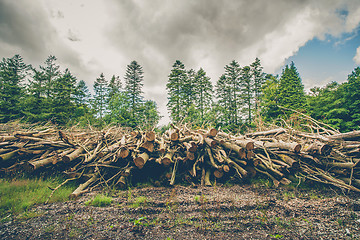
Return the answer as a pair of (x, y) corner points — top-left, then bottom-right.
(0, 177), (76, 220)
(85, 194), (113, 207)
(130, 196), (148, 208)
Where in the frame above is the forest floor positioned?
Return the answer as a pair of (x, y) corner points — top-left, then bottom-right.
(1, 183), (360, 240)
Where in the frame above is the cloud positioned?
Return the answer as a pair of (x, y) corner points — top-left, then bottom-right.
(354, 46), (360, 64)
(1, 0), (360, 125)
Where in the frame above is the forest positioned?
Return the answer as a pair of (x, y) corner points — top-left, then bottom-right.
(0, 54), (360, 133)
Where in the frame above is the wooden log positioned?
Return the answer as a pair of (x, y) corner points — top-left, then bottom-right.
(235, 140), (254, 151)
(0, 135), (16, 142)
(204, 168), (212, 186)
(134, 152), (150, 169)
(213, 169), (224, 178)
(156, 137), (166, 154)
(69, 174), (97, 199)
(161, 151), (174, 166)
(328, 130), (360, 141)
(304, 142), (332, 156)
(24, 156), (55, 171)
(264, 141), (301, 153)
(169, 129), (179, 141)
(117, 147), (129, 159)
(0, 150), (18, 164)
(116, 176), (127, 189)
(206, 148), (220, 169)
(183, 141), (197, 153)
(219, 140), (246, 159)
(277, 154), (300, 170)
(62, 146), (85, 162)
(205, 137), (217, 148)
(140, 141), (154, 152)
(145, 131), (156, 142)
(246, 128), (286, 138)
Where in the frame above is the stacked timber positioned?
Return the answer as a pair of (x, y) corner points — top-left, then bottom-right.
(1, 123), (360, 200)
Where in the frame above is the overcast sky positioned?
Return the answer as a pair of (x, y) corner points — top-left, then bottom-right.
(1, 0), (360, 125)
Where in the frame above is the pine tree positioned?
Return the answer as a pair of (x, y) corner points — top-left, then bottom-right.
(166, 60), (188, 123)
(108, 75), (122, 101)
(124, 61), (144, 121)
(51, 68), (77, 124)
(260, 74), (280, 120)
(40, 55), (60, 98)
(93, 73), (109, 121)
(0, 54), (29, 122)
(278, 62), (306, 114)
(193, 68), (213, 123)
(250, 57), (265, 112)
(240, 66), (252, 123)
(215, 74), (231, 126)
(224, 60), (242, 125)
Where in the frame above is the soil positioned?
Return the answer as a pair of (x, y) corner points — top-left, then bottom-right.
(1, 184), (360, 240)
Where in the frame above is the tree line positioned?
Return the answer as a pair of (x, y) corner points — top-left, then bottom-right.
(166, 59), (360, 133)
(1, 54), (359, 132)
(0, 55), (160, 128)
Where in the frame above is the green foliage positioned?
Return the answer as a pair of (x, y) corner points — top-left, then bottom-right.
(167, 60), (188, 123)
(130, 196), (148, 208)
(0, 177), (75, 218)
(92, 73), (109, 121)
(85, 194), (112, 207)
(0, 54), (29, 122)
(277, 62), (307, 114)
(124, 61), (144, 118)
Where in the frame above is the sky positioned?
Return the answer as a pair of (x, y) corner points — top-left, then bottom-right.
(1, 0), (360, 125)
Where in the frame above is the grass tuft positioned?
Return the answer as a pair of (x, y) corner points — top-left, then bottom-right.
(85, 194), (112, 207)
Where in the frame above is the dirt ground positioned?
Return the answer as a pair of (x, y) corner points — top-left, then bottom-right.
(1, 184), (360, 240)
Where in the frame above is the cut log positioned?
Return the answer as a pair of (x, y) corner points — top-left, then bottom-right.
(69, 174), (97, 199)
(235, 140), (254, 151)
(134, 152), (150, 169)
(264, 141), (301, 153)
(218, 140), (246, 159)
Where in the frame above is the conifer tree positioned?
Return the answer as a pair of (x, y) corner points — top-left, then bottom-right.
(250, 57), (265, 112)
(343, 67), (360, 130)
(41, 55), (60, 98)
(167, 60), (188, 123)
(51, 68), (77, 124)
(0, 54), (28, 122)
(224, 60), (242, 125)
(124, 61), (144, 120)
(241, 66), (252, 123)
(108, 75), (122, 101)
(278, 62), (306, 114)
(93, 73), (109, 120)
(193, 68), (213, 123)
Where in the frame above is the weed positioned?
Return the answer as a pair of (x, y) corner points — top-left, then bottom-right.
(133, 216), (148, 226)
(85, 194), (112, 207)
(0, 177), (75, 218)
(130, 196), (147, 208)
(16, 210), (43, 220)
(269, 233), (284, 239)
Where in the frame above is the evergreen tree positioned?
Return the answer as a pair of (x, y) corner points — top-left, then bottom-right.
(0, 54), (28, 122)
(108, 75), (122, 101)
(261, 74), (280, 120)
(166, 60), (188, 123)
(51, 68), (77, 124)
(40, 55), (60, 98)
(215, 74), (231, 127)
(224, 60), (242, 125)
(278, 62), (306, 114)
(138, 100), (161, 129)
(124, 61), (144, 120)
(193, 68), (213, 123)
(250, 57), (265, 112)
(93, 73), (109, 121)
(240, 66), (252, 123)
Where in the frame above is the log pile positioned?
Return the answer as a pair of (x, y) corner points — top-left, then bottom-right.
(1, 122), (360, 200)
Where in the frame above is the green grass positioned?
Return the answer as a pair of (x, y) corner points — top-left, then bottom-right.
(0, 177), (76, 219)
(85, 194), (113, 207)
(130, 196), (148, 208)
